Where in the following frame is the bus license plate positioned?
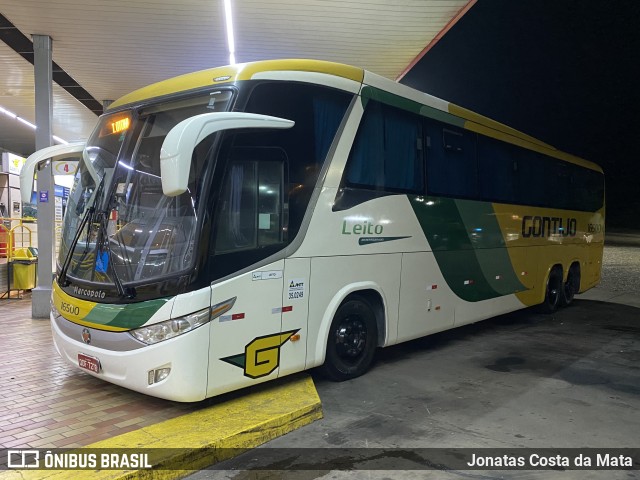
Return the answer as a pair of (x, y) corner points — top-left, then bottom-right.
(78, 353), (100, 373)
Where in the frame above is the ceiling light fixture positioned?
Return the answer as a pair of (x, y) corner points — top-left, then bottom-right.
(223, 0), (236, 65)
(0, 104), (68, 144)
(0, 106), (17, 119)
(16, 116), (36, 130)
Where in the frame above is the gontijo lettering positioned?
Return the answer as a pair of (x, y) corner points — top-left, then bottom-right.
(521, 215), (577, 238)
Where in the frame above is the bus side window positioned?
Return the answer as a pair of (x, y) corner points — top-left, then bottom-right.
(241, 82), (351, 239)
(344, 100), (424, 193)
(478, 135), (518, 204)
(426, 121), (478, 199)
(257, 161), (285, 246)
(214, 150), (287, 254)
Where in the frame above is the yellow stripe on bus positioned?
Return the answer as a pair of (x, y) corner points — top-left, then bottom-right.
(108, 60), (364, 111)
(52, 283), (128, 332)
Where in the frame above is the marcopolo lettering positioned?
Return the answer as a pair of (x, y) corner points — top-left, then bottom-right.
(521, 216), (577, 238)
(73, 286), (107, 299)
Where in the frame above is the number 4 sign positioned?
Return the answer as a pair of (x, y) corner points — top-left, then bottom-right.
(53, 160), (78, 175)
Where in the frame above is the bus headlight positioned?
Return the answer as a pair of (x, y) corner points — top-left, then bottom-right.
(130, 308), (211, 345)
(129, 297), (236, 345)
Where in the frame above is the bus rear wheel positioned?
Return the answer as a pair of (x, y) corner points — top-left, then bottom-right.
(560, 265), (580, 307)
(537, 267), (562, 314)
(321, 295), (378, 382)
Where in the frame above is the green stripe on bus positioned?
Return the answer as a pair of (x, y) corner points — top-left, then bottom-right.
(409, 196), (500, 302)
(454, 199), (526, 295)
(409, 196), (526, 301)
(83, 303), (121, 325)
(84, 297), (172, 330)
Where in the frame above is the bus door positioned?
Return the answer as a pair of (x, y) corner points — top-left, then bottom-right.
(207, 261), (286, 397)
(206, 148), (290, 396)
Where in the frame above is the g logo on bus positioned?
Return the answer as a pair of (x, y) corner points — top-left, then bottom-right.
(221, 330), (299, 379)
(81, 328), (91, 345)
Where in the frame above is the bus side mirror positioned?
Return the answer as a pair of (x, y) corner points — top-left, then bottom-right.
(159, 112), (295, 197)
(20, 142), (85, 204)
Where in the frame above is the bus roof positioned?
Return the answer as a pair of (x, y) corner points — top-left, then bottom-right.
(107, 59), (365, 111)
(107, 59), (601, 173)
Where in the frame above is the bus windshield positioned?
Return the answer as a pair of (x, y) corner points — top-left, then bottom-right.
(59, 91), (234, 288)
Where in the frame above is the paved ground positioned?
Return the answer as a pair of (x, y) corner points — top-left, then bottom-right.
(600, 245), (640, 294)
(188, 241), (640, 480)
(188, 296), (640, 480)
(0, 299), (211, 449)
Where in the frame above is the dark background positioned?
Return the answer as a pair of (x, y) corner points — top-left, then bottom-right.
(401, 0), (640, 229)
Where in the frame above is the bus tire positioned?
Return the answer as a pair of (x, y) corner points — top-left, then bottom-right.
(321, 294), (378, 382)
(560, 264), (580, 307)
(537, 267), (562, 314)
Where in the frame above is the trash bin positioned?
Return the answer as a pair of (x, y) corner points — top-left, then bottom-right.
(11, 247), (37, 290)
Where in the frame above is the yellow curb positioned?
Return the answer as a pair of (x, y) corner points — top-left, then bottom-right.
(4, 373), (321, 480)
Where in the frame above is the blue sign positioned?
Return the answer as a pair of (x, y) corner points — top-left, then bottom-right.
(54, 185), (64, 197)
(39, 191), (49, 203)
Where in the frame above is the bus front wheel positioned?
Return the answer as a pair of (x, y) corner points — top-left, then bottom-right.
(321, 295), (378, 382)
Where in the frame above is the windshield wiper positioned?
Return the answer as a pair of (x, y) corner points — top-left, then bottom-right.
(58, 204), (92, 287)
(58, 175), (107, 287)
(94, 209), (132, 299)
(59, 174), (134, 299)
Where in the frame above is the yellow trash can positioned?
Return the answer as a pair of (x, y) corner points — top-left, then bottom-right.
(11, 247), (38, 290)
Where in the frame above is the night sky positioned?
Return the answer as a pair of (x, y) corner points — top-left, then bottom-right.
(401, 0), (640, 229)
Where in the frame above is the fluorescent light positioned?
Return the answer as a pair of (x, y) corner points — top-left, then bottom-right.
(224, 0), (236, 65)
(0, 106), (17, 119)
(1, 103), (68, 144)
(16, 116), (36, 129)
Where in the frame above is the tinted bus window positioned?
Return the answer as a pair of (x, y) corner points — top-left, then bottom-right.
(345, 100), (424, 194)
(426, 121), (477, 198)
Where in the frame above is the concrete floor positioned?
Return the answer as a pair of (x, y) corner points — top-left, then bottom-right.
(600, 245), (640, 294)
(189, 243), (640, 480)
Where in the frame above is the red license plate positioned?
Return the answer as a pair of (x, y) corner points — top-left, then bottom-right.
(78, 353), (100, 373)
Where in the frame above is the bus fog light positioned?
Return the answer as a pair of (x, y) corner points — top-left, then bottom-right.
(148, 367), (171, 385)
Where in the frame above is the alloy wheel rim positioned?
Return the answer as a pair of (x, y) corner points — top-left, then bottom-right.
(335, 315), (367, 361)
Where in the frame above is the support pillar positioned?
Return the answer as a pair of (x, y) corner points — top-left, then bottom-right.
(31, 34), (54, 318)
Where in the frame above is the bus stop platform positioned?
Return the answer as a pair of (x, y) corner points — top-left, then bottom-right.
(0, 295), (322, 477)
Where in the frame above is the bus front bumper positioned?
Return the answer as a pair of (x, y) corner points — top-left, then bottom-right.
(50, 314), (210, 402)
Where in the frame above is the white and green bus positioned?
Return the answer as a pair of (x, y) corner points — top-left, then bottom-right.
(23, 60), (604, 402)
